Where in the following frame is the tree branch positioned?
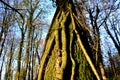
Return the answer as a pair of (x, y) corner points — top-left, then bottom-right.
(0, 0), (23, 20)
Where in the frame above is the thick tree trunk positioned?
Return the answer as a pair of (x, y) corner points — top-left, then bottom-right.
(38, 0), (100, 80)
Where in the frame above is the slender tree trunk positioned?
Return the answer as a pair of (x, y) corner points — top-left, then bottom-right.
(24, 14), (33, 80)
(0, 47), (7, 80)
(6, 38), (14, 80)
(108, 52), (116, 77)
(0, 27), (4, 42)
(0, 32), (8, 57)
(31, 28), (35, 80)
(88, 6), (107, 80)
(105, 22), (120, 54)
(24, 27), (31, 80)
(96, 28), (107, 80)
(38, 0), (100, 80)
(17, 32), (25, 80)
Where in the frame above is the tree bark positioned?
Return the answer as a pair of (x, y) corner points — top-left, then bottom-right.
(38, 0), (100, 80)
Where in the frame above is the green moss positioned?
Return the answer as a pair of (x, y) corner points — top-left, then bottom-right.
(44, 49), (56, 80)
(73, 43), (95, 80)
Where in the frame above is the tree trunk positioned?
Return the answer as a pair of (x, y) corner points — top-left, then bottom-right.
(38, 0), (100, 80)
(17, 32), (25, 80)
(105, 22), (120, 55)
(6, 38), (14, 80)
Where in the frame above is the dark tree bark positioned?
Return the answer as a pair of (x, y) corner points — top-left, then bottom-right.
(38, 0), (101, 80)
(105, 22), (120, 55)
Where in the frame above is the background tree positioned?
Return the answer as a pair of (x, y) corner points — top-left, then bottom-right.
(0, 0), (50, 80)
(75, 0), (120, 79)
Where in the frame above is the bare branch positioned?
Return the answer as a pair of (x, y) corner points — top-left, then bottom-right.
(0, 0), (23, 20)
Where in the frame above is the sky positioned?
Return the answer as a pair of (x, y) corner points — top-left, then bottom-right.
(39, 0), (56, 38)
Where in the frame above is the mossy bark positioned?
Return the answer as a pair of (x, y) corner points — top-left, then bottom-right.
(38, 0), (101, 80)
